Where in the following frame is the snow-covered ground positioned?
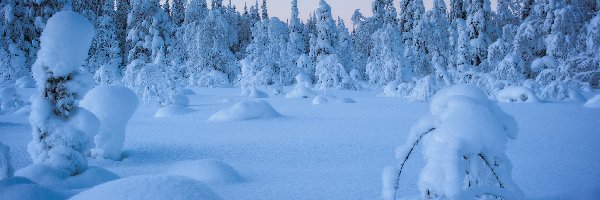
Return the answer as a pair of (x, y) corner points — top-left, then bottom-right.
(1, 87), (599, 199)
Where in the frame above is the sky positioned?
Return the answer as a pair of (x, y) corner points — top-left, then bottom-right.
(226, 0), (498, 25)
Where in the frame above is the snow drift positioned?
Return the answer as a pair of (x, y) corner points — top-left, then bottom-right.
(496, 86), (541, 103)
(208, 100), (281, 122)
(166, 159), (244, 184)
(70, 174), (222, 200)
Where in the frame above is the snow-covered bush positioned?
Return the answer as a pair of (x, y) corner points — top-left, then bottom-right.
(80, 85), (139, 160)
(0, 143), (13, 179)
(312, 94), (355, 105)
(28, 11), (99, 175)
(70, 174), (222, 200)
(384, 84), (523, 200)
(208, 100), (281, 122)
(166, 159), (244, 184)
(496, 86), (541, 103)
(286, 73), (317, 99)
(540, 80), (586, 102)
(0, 87), (25, 113)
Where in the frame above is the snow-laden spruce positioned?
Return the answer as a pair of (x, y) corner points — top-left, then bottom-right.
(81, 85), (139, 160)
(28, 11), (99, 176)
(384, 85), (523, 200)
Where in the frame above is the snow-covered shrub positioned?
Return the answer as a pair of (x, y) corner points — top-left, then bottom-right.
(496, 86), (541, 103)
(384, 85), (523, 200)
(496, 53), (525, 82)
(530, 56), (559, 76)
(241, 87), (270, 99)
(166, 159), (244, 184)
(94, 64), (121, 85)
(0, 143), (13, 179)
(80, 85), (139, 160)
(195, 69), (231, 88)
(0, 87), (25, 113)
(286, 73), (317, 99)
(208, 100), (281, 122)
(540, 80), (586, 102)
(70, 174), (222, 200)
(28, 11), (99, 175)
(584, 94), (600, 108)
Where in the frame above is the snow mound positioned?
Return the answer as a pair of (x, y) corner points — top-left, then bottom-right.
(242, 87), (270, 98)
(583, 94), (600, 108)
(286, 85), (317, 98)
(178, 89), (197, 96)
(208, 100), (281, 122)
(16, 164), (119, 190)
(171, 94), (190, 107)
(81, 85), (139, 160)
(0, 87), (24, 112)
(35, 11), (94, 77)
(496, 86), (541, 103)
(0, 177), (67, 200)
(70, 174), (222, 200)
(15, 76), (36, 88)
(166, 159), (244, 184)
(154, 105), (195, 118)
(312, 94), (356, 105)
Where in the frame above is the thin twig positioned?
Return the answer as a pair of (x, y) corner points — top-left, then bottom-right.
(392, 128), (436, 200)
(478, 154), (505, 189)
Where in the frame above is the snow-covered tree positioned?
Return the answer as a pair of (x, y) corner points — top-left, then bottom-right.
(29, 11), (99, 175)
(465, 0), (493, 69)
(336, 18), (355, 82)
(399, 0), (424, 46)
(487, 24), (517, 70)
(496, 0), (520, 28)
(384, 85), (523, 200)
(314, 0), (352, 90)
(288, 0), (307, 72)
(171, 0), (185, 26)
(261, 0), (268, 19)
(367, 24), (406, 87)
(2, 0), (32, 82)
(449, 0), (467, 21)
(89, 0), (122, 84)
(116, 0), (131, 68)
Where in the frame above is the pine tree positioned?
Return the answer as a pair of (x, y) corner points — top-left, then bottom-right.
(399, 0), (425, 46)
(171, 0), (185, 26)
(465, 0), (493, 69)
(449, 0), (467, 21)
(288, 0), (307, 72)
(116, 0), (130, 69)
(90, 0), (122, 84)
(261, 0), (268, 19)
(3, 0), (31, 81)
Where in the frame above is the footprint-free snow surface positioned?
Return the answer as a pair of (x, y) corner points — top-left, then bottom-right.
(1, 87), (599, 199)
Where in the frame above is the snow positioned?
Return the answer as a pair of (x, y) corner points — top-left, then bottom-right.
(496, 86), (541, 103)
(583, 94), (600, 108)
(154, 105), (195, 118)
(312, 94), (356, 104)
(166, 159), (244, 184)
(70, 174), (222, 200)
(241, 87), (270, 98)
(171, 94), (190, 107)
(34, 11), (95, 78)
(15, 164), (119, 190)
(208, 100), (282, 122)
(80, 85), (139, 160)
(14, 76), (36, 88)
(0, 143), (13, 179)
(0, 177), (67, 200)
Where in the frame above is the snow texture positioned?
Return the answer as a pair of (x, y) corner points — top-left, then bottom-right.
(70, 174), (222, 200)
(15, 164), (119, 190)
(312, 94), (356, 105)
(166, 159), (244, 184)
(583, 94), (600, 108)
(14, 76), (36, 88)
(154, 105), (195, 118)
(80, 85), (139, 160)
(496, 86), (541, 103)
(208, 100), (282, 122)
(0, 177), (67, 200)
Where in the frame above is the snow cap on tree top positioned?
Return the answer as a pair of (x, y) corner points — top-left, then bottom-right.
(37, 11), (95, 77)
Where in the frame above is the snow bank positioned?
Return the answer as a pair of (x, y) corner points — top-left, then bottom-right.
(166, 159), (244, 184)
(208, 100), (281, 122)
(154, 105), (195, 118)
(35, 11), (95, 78)
(0, 143), (13, 179)
(0, 177), (67, 200)
(15, 76), (36, 88)
(389, 84), (522, 200)
(583, 94), (600, 108)
(81, 85), (139, 160)
(312, 94), (356, 105)
(70, 174), (222, 200)
(16, 164), (119, 190)
(242, 87), (270, 98)
(496, 86), (541, 103)
(171, 94), (190, 107)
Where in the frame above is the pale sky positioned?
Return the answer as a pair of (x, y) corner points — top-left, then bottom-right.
(226, 0), (498, 25)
